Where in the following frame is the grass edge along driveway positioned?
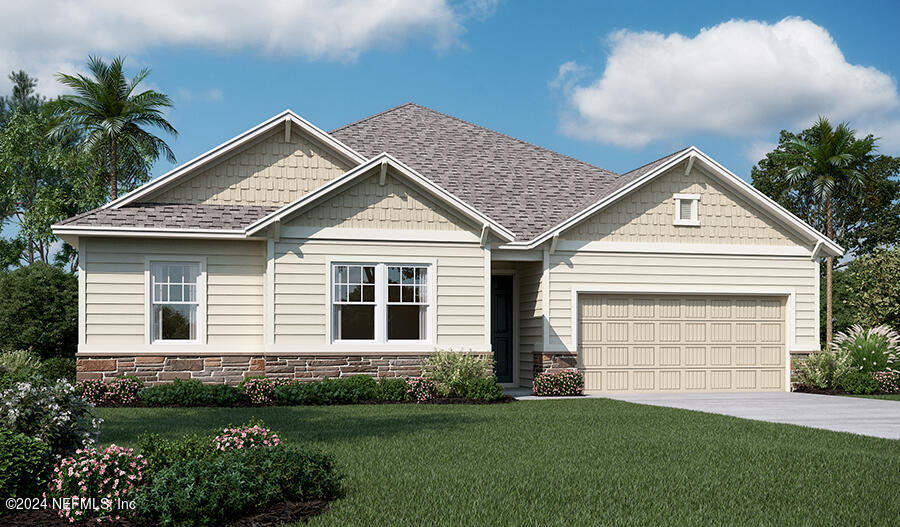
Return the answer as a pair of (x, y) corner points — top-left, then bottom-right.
(95, 399), (899, 526)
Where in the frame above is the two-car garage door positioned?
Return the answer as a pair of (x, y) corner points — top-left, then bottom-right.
(578, 294), (787, 392)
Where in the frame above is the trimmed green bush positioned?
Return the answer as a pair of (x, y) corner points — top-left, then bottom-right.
(0, 263), (77, 359)
(133, 442), (342, 526)
(375, 378), (409, 401)
(0, 429), (51, 503)
(837, 371), (880, 395)
(461, 376), (505, 401)
(38, 357), (76, 383)
(423, 350), (493, 397)
(139, 432), (215, 479)
(274, 375), (377, 405)
(138, 378), (245, 407)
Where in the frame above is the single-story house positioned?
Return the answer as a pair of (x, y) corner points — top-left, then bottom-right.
(53, 103), (842, 392)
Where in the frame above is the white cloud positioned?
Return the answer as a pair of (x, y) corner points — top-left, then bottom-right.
(745, 140), (778, 164)
(176, 88), (225, 103)
(558, 17), (900, 150)
(0, 0), (481, 96)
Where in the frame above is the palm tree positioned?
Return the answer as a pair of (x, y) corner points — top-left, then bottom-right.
(784, 117), (876, 347)
(47, 56), (177, 199)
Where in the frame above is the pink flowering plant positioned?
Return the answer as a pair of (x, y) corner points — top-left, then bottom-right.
(533, 369), (584, 396)
(406, 377), (438, 402)
(873, 371), (900, 393)
(239, 376), (297, 405)
(213, 424), (282, 451)
(76, 376), (144, 406)
(47, 444), (147, 523)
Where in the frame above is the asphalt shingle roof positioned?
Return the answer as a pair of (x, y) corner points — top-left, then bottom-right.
(331, 103), (639, 240)
(57, 103), (688, 239)
(57, 203), (278, 230)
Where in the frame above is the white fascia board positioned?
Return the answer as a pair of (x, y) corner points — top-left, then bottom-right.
(246, 153), (516, 242)
(105, 110), (367, 210)
(514, 147), (844, 256)
(51, 226), (250, 240)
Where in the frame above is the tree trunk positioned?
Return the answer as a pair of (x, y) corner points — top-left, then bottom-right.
(825, 196), (834, 348)
(109, 135), (118, 200)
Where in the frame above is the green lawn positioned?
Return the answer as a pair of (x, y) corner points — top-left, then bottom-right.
(95, 400), (899, 526)
(847, 394), (900, 401)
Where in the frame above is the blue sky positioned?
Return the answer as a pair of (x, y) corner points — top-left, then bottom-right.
(4, 0), (900, 184)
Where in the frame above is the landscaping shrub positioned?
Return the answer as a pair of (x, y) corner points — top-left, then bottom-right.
(406, 377), (438, 402)
(38, 356), (76, 383)
(0, 349), (40, 377)
(533, 369), (585, 396)
(423, 350), (493, 397)
(873, 371), (900, 393)
(274, 375), (377, 405)
(78, 375), (145, 406)
(0, 263), (77, 359)
(461, 376), (505, 401)
(831, 325), (900, 373)
(837, 371), (880, 395)
(138, 378), (245, 406)
(214, 423), (281, 451)
(47, 444), (147, 523)
(239, 376), (292, 405)
(138, 432), (215, 479)
(793, 349), (852, 390)
(0, 377), (100, 457)
(134, 443), (342, 526)
(0, 428), (51, 501)
(375, 378), (409, 401)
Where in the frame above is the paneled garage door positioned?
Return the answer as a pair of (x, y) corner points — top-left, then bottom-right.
(578, 294), (786, 392)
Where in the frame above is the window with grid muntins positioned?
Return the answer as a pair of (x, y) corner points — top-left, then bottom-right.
(151, 262), (200, 341)
(332, 264), (376, 340)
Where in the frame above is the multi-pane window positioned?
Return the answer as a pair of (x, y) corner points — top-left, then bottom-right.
(387, 266), (428, 340)
(331, 263), (430, 342)
(332, 264), (376, 340)
(151, 262), (200, 341)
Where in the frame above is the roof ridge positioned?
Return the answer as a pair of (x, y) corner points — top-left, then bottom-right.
(329, 102), (416, 135)
(335, 102), (619, 176)
(621, 147), (691, 176)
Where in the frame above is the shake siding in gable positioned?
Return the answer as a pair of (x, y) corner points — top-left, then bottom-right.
(564, 164), (809, 247)
(144, 129), (352, 207)
(82, 237), (266, 350)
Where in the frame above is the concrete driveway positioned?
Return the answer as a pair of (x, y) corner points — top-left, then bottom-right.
(601, 392), (899, 440)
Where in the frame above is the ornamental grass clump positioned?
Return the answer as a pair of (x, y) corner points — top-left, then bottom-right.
(213, 424), (282, 451)
(47, 444), (147, 523)
(832, 325), (900, 373)
(533, 369), (584, 396)
(406, 377), (438, 402)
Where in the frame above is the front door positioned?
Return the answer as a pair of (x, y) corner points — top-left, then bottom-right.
(491, 275), (514, 383)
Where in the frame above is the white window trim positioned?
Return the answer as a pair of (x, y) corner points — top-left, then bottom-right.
(327, 258), (436, 347)
(674, 193), (701, 226)
(144, 255), (207, 346)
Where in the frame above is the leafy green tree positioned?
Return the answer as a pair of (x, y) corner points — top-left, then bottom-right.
(47, 56), (177, 200)
(0, 262), (78, 358)
(751, 117), (879, 346)
(845, 248), (900, 332)
(0, 110), (103, 266)
(0, 70), (44, 126)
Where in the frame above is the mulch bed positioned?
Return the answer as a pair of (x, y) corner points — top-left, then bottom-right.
(3, 499), (331, 526)
(792, 386), (895, 396)
(93, 396), (517, 408)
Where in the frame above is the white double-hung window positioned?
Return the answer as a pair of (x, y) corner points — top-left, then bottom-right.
(150, 262), (201, 342)
(332, 263), (430, 343)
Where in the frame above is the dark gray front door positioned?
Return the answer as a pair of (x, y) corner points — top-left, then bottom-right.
(491, 275), (514, 383)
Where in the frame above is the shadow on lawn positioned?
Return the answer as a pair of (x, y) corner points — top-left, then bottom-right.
(97, 405), (487, 446)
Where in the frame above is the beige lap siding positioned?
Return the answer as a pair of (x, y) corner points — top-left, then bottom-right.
(517, 260), (543, 384)
(547, 252), (819, 353)
(82, 237), (266, 351)
(273, 239), (486, 347)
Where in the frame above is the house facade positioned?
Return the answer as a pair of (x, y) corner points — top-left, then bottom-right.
(53, 103), (842, 393)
